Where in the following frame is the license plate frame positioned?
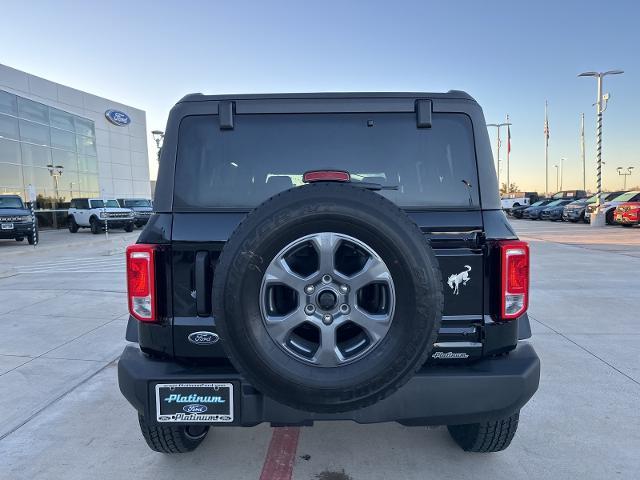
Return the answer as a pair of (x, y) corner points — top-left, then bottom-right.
(1, 223), (14, 230)
(155, 382), (234, 423)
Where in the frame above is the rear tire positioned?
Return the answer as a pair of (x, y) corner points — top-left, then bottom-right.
(213, 182), (443, 413)
(447, 411), (520, 452)
(27, 233), (35, 245)
(138, 414), (209, 453)
(124, 222), (134, 232)
(68, 216), (79, 233)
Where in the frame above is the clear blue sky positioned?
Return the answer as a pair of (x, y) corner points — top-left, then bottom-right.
(1, 0), (638, 192)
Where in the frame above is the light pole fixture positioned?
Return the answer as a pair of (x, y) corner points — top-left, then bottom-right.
(487, 121), (511, 193)
(578, 69), (624, 209)
(152, 130), (164, 163)
(617, 166), (634, 190)
(46, 164), (64, 229)
(554, 165), (559, 192)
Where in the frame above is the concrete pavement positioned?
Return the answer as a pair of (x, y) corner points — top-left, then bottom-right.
(0, 220), (639, 479)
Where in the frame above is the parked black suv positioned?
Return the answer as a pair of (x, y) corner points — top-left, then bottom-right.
(0, 195), (37, 244)
(118, 92), (540, 454)
(117, 198), (153, 228)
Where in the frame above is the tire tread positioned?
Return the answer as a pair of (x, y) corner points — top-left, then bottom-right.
(447, 411), (519, 452)
(138, 415), (208, 453)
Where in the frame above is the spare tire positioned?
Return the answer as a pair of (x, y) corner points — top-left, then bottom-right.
(213, 182), (443, 413)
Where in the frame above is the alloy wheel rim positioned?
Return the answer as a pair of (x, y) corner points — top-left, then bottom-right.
(259, 232), (395, 367)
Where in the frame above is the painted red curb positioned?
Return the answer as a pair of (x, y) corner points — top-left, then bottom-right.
(259, 427), (301, 480)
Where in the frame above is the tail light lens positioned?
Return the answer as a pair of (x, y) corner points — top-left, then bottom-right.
(499, 240), (529, 320)
(126, 244), (156, 322)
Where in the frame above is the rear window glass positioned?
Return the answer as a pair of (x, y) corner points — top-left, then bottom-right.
(174, 112), (479, 209)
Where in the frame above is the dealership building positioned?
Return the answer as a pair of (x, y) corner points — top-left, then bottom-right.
(0, 63), (151, 225)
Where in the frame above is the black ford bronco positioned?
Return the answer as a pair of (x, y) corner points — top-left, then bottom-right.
(118, 92), (540, 454)
(0, 195), (37, 245)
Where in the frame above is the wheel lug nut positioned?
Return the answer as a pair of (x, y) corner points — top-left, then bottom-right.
(305, 304), (315, 315)
(339, 304), (350, 314)
(339, 284), (349, 294)
(322, 314), (333, 325)
(304, 285), (315, 295)
(322, 274), (332, 284)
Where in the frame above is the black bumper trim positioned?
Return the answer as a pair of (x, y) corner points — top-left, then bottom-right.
(0, 223), (33, 238)
(96, 219), (133, 228)
(118, 342), (540, 426)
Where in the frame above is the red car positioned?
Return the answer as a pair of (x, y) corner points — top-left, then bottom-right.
(614, 202), (640, 226)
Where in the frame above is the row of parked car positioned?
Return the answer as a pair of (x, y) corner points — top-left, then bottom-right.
(507, 190), (640, 226)
(67, 197), (153, 234)
(0, 194), (153, 245)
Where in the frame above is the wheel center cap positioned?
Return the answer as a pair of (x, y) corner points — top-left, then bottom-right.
(317, 290), (337, 310)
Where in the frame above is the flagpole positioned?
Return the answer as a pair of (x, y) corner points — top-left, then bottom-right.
(506, 114), (510, 193)
(580, 112), (586, 191)
(544, 101), (549, 197)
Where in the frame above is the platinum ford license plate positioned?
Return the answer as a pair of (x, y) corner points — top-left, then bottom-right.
(155, 383), (233, 423)
(1, 223), (14, 230)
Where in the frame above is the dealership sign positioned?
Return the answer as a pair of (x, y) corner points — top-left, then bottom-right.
(105, 109), (131, 126)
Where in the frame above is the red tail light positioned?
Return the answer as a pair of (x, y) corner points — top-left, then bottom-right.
(499, 240), (529, 320)
(126, 244), (156, 322)
(303, 170), (350, 183)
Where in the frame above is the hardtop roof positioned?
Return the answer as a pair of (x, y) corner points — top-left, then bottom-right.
(177, 90), (476, 104)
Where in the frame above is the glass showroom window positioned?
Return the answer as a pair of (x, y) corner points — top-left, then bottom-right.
(0, 88), (98, 207)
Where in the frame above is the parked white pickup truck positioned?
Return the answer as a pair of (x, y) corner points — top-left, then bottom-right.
(500, 192), (540, 211)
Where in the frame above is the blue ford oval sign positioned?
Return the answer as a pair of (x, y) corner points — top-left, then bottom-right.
(105, 109), (131, 126)
(183, 404), (208, 414)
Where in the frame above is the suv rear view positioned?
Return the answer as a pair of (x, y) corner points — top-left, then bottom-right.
(118, 92), (540, 454)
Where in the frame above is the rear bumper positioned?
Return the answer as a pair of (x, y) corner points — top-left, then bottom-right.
(118, 342), (540, 427)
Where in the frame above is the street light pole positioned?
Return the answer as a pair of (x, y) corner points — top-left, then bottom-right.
(560, 157), (565, 191)
(46, 164), (64, 229)
(152, 130), (164, 162)
(554, 165), (559, 192)
(487, 120), (512, 194)
(579, 69), (624, 210)
(617, 166), (634, 190)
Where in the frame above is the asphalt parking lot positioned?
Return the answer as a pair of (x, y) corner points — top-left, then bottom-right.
(1, 220), (639, 480)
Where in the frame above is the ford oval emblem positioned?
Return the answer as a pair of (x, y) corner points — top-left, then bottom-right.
(188, 331), (219, 345)
(183, 404), (208, 414)
(105, 109), (131, 126)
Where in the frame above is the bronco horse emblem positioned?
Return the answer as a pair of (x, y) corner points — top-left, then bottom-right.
(447, 265), (471, 295)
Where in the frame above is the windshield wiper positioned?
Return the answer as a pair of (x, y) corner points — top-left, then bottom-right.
(355, 182), (399, 191)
